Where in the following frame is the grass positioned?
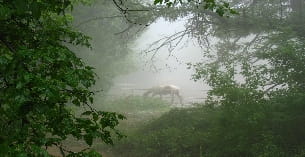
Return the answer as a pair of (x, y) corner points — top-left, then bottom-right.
(64, 95), (174, 156)
(96, 95), (171, 113)
(103, 106), (211, 157)
(90, 96), (173, 155)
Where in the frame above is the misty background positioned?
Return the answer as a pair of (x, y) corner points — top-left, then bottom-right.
(110, 18), (210, 104)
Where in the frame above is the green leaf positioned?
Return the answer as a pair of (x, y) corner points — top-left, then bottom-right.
(82, 111), (92, 116)
(117, 114), (126, 120)
(13, 0), (28, 14)
(154, 0), (163, 5)
(89, 97), (93, 103)
(72, 99), (81, 106)
(84, 134), (93, 146)
(16, 82), (23, 89)
(93, 113), (98, 121)
(30, 2), (41, 19)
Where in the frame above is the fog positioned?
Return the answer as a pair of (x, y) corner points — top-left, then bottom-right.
(109, 18), (210, 104)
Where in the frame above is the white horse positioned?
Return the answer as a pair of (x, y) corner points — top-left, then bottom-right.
(143, 85), (183, 104)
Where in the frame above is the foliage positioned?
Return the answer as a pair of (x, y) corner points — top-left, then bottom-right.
(0, 0), (125, 156)
(153, 0), (237, 16)
(108, 90), (305, 157)
(110, 107), (212, 157)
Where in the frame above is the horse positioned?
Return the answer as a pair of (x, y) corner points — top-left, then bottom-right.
(143, 84), (183, 104)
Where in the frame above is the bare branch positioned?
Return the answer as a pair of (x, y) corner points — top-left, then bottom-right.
(112, 0), (151, 26)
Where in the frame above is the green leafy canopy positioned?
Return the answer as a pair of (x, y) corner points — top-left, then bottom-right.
(0, 0), (125, 156)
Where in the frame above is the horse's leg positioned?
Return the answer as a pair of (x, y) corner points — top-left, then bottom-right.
(159, 94), (163, 99)
(176, 92), (183, 106)
(151, 92), (156, 97)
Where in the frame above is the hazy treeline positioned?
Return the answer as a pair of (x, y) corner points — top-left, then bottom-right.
(71, 0), (149, 94)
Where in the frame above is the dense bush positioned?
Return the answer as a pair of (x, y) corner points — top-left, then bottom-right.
(109, 89), (305, 157)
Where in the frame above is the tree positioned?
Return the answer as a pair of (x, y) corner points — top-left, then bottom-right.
(186, 0), (305, 156)
(0, 1), (125, 156)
